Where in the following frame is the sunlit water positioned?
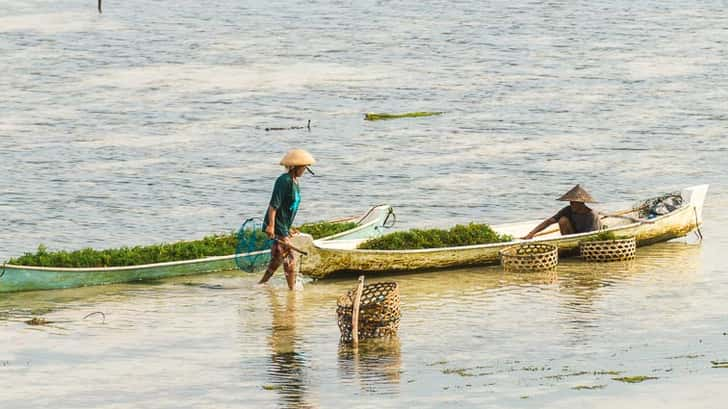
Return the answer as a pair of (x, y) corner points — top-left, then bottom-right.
(1, 0), (727, 408)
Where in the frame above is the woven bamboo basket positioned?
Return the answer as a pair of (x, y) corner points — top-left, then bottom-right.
(337, 281), (400, 342)
(580, 237), (636, 262)
(500, 243), (558, 272)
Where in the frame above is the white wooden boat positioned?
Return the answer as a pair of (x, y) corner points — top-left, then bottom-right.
(295, 185), (709, 279)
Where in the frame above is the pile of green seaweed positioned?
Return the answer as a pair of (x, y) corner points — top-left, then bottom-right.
(8, 221), (357, 268)
(580, 231), (632, 242)
(358, 223), (512, 250)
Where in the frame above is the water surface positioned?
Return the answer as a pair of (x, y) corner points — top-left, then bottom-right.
(1, 0), (727, 408)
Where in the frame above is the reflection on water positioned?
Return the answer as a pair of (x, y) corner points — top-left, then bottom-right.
(265, 288), (314, 409)
(0, 237), (724, 408)
(337, 337), (402, 394)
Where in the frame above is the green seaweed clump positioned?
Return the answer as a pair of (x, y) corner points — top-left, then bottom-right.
(572, 384), (606, 390)
(9, 221), (356, 268)
(364, 112), (443, 121)
(359, 223), (513, 250)
(298, 221), (358, 239)
(441, 367), (475, 377)
(582, 231), (632, 242)
(612, 375), (658, 383)
(26, 317), (51, 326)
(711, 360), (728, 368)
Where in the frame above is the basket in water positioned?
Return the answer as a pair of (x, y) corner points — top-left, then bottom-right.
(500, 243), (558, 272)
(580, 237), (636, 262)
(337, 281), (400, 342)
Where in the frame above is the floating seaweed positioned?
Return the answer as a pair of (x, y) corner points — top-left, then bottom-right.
(26, 317), (51, 326)
(711, 360), (728, 368)
(612, 375), (658, 383)
(364, 112), (443, 121)
(572, 384), (607, 390)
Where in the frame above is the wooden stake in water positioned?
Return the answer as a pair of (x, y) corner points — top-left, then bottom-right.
(351, 275), (365, 348)
(98, 0), (102, 13)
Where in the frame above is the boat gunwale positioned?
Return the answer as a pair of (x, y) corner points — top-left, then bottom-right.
(3, 206), (389, 273)
(316, 205), (391, 242)
(318, 204), (695, 255)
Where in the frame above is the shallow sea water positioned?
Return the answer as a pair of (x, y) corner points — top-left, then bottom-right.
(1, 0), (727, 408)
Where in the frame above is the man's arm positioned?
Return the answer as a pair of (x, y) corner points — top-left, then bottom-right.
(265, 206), (277, 238)
(522, 217), (557, 240)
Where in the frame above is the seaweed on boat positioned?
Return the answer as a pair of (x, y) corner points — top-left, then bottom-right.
(8, 221), (357, 268)
(358, 223), (512, 250)
(298, 221), (357, 239)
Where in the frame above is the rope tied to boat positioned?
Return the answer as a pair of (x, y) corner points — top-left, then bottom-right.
(0, 263), (5, 279)
(356, 204), (383, 225)
(383, 207), (397, 228)
(693, 207), (704, 241)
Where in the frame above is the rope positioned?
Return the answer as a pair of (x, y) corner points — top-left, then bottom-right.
(693, 207), (704, 241)
(383, 207), (397, 228)
(0, 263), (5, 279)
(356, 204), (385, 225)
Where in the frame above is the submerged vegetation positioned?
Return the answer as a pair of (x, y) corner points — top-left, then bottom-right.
(711, 360), (728, 368)
(572, 384), (606, 390)
(358, 223), (513, 250)
(26, 317), (51, 326)
(8, 221), (357, 268)
(364, 111), (443, 121)
(612, 375), (658, 383)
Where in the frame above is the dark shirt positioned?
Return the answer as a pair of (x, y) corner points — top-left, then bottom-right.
(262, 173), (300, 237)
(553, 205), (601, 234)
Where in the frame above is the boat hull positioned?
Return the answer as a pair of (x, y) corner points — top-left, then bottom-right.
(0, 205), (393, 293)
(300, 186), (708, 279)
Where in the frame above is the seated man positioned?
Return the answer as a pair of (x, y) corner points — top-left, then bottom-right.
(522, 184), (602, 239)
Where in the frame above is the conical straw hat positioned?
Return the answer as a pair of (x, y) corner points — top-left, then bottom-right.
(557, 184), (597, 203)
(280, 149), (316, 167)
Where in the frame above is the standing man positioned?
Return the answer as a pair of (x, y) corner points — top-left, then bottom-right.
(522, 184), (602, 239)
(258, 149), (315, 290)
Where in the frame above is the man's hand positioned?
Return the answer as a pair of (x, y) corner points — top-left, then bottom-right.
(265, 225), (275, 239)
(521, 232), (535, 240)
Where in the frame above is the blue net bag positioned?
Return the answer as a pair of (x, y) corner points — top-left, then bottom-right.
(235, 218), (272, 272)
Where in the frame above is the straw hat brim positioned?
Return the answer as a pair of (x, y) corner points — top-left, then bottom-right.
(280, 149), (316, 167)
(557, 184), (597, 203)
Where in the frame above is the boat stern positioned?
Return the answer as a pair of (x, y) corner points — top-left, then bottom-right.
(682, 184), (709, 224)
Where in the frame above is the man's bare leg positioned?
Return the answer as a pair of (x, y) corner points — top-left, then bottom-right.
(285, 271), (295, 290)
(558, 216), (575, 235)
(258, 269), (276, 285)
(283, 254), (296, 290)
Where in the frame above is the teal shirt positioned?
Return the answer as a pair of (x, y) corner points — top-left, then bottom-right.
(263, 173), (300, 237)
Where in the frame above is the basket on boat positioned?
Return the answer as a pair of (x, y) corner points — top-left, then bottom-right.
(500, 243), (558, 272)
(580, 237), (636, 262)
(337, 281), (400, 342)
